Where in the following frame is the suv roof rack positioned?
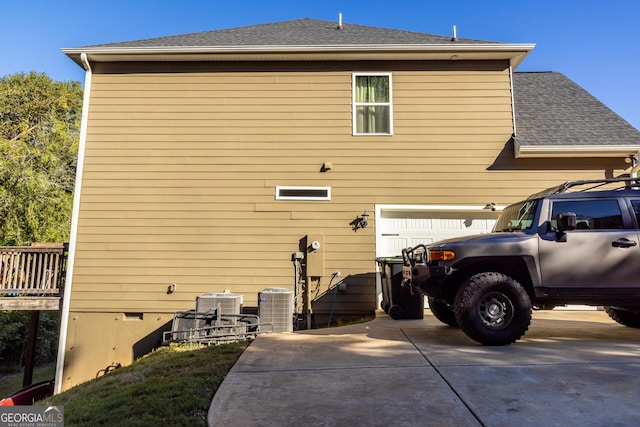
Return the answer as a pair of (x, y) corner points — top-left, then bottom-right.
(528, 177), (640, 199)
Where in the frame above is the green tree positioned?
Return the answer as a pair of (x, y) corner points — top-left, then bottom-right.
(0, 72), (83, 245)
(0, 311), (59, 371)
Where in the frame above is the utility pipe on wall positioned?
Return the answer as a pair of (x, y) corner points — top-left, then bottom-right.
(630, 151), (640, 177)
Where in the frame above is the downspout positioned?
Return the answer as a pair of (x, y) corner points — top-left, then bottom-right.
(630, 151), (640, 178)
(54, 52), (92, 394)
(509, 65), (517, 139)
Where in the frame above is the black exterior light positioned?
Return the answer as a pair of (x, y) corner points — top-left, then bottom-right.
(359, 211), (369, 228)
(349, 211), (369, 231)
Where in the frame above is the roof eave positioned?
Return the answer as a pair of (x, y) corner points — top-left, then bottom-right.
(62, 43), (535, 70)
(515, 142), (640, 158)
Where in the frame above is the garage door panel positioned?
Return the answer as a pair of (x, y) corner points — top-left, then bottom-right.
(407, 218), (433, 229)
(410, 237), (433, 247)
(378, 208), (498, 257)
(381, 237), (410, 257)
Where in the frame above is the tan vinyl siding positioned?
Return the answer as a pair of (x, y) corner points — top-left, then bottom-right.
(70, 60), (626, 315)
(60, 59), (629, 391)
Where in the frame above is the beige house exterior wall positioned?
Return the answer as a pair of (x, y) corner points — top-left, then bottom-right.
(60, 59), (627, 390)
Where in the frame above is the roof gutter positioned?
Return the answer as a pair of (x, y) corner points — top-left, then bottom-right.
(62, 43), (536, 54)
(514, 142), (640, 158)
(55, 52), (92, 395)
(62, 43), (535, 68)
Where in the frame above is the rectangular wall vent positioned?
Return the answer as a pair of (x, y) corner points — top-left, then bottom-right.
(276, 186), (331, 201)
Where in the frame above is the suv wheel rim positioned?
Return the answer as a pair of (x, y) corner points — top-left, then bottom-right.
(478, 292), (514, 330)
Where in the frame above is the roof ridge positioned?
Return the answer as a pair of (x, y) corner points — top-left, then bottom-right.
(77, 17), (502, 49)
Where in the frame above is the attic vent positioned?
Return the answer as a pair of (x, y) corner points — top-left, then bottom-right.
(276, 186), (331, 201)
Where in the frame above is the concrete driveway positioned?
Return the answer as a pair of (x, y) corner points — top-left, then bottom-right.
(208, 309), (640, 426)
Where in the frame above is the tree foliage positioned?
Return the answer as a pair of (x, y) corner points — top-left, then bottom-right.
(0, 311), (60, 371)
(0, 72), (83, 246)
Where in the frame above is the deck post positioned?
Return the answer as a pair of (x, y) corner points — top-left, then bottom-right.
(22, 310), (40, 386)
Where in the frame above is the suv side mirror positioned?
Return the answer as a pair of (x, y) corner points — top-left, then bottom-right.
(556, 212), (577, 232)
(555, 212), (576, 241)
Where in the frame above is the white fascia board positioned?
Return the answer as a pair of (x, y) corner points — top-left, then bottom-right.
(62, 43), (535, 55)
(515, 143), (640, 158)
(62, 43), (535, 68)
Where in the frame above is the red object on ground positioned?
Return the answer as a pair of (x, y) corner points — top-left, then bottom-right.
(0, 397), (15, 406)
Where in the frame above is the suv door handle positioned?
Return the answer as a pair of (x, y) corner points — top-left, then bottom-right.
(612, 238), (638, 248)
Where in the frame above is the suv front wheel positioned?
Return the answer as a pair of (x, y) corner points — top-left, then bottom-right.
(454, 272), (532, 345)
(604, 306), (640, 328)
(427, 296), (458, 327)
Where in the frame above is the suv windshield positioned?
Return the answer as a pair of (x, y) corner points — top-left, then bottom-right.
(494, 199), (539, 232)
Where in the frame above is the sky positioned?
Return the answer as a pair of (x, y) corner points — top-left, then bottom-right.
(1, 0), (638, 129)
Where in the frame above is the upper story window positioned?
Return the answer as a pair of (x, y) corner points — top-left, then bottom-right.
(353, 73), (392, 135)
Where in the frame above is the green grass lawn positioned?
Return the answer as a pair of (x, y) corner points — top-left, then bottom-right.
(38, 342), (249, 426)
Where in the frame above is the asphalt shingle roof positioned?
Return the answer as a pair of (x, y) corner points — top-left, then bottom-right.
(513, 72), (640, 147)
(70, 19), (639, 150)
(82, 18), (500, 48)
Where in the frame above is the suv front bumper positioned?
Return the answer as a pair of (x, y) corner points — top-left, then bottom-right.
(403, 264), (448, 294)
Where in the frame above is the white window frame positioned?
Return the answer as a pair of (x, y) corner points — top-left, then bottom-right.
(275, 186), (332, 201)
(352, 72), (393, 136)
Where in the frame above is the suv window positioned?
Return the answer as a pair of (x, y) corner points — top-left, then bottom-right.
(494, 200), (538, 232)
(631, 200), (640, 228)
(551, 199), (623, 230)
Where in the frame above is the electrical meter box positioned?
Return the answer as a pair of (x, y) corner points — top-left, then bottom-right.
(305, 234), (324, 277)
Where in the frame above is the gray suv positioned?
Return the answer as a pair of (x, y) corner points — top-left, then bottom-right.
(403, 178), (640, 345)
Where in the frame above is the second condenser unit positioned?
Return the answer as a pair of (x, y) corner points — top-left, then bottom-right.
(258, 287), (293, 333)
(196, 292), (243, 314)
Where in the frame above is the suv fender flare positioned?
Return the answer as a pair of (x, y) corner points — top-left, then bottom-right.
(452, 255), (540, 299)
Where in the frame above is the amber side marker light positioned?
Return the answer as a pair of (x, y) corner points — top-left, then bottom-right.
(430, 251), (455, 261)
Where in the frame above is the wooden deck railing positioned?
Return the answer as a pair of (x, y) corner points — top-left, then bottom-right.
(0, 244), (68, 296)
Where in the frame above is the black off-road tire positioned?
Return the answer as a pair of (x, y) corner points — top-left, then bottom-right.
(604, 306), (640, 328)
(427, 296), (458, 327)
(454, 272), (532, 346)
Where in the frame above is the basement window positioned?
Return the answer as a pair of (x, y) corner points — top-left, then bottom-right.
(124, 312), (144, 321)
(276, 186), (331, 201)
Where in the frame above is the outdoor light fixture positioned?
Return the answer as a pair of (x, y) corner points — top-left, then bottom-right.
(350, 211), (369, 230)
(320, 162), (333, 172)
(359, 211), (369, 228)
(625, 154), (638, 168)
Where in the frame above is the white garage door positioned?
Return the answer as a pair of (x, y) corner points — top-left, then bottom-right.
(377, 207), (500, 258)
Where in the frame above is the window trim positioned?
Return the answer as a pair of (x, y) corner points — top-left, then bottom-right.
(275, 186), (332, 201)
(352, 72), (393, 136)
